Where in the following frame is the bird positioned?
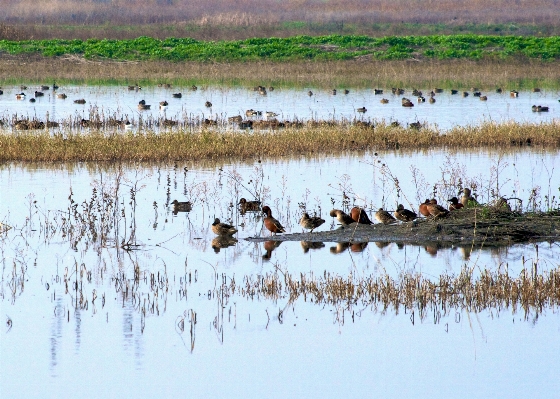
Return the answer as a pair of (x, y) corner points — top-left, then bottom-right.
(329, 209), (355, 226)
(262, 240), (281, 260)
(350, 207), (373, 224)
(245, 109), (259, 117)
(380, 98), (389, 104)
(262, 206), (286, 235)
(357, 107), (367, 113)
(426, 199), (449, 218)
(159, 100), (168, 110)
(172, 200), (192, 212)
(138, 100), (151, 110)
(308, 90), (313, 96)
(448, 197), (464, 211)
(74, 98), (86, 104)
(34, 91), (44, 97)
(205, 101), (212, 108)
(299, 213), (325, 233)
(228, 115), (243, 123)
(238, 198), (261, 213)
(394, 204), (417, 222)
(330, 242), (351, 254)
(418, 199), (431, 217)
(461, 188), (478, 207)
(172, 93), (182, 98)
(57, 93), (67, 99)
(15, 92), (26, 100)
(375, 208), (397, 225)
(211, 218), (238, 236)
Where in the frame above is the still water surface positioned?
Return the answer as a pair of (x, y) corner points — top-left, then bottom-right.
(1, 149), (559, 398)
(0, 85), (558, 130)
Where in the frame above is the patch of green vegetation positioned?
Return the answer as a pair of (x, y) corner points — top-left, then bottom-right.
(1, 34), (559, 61)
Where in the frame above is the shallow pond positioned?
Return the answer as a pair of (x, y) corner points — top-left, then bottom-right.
(1, 148), (559, 398)
(0, 84), (559, 131)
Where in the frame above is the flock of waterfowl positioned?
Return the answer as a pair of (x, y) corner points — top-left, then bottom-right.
(172, 187), (512, 254)
(2, 82), (556, 131)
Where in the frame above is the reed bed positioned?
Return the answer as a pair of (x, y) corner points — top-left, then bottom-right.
(1, 121), (559, 162)
(233, 265), (560, 319)
(1, 57), (559, 90)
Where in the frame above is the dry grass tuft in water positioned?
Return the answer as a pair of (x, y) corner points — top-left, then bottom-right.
(0, 121), (559, 162)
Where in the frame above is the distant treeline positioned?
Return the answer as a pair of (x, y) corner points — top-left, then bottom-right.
(1, 35), (560, 61)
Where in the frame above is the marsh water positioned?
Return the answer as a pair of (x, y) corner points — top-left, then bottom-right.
(1, 84), (560, 398)
(0, 84), (559, 130)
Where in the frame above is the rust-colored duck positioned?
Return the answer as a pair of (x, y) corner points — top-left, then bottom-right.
(262, 206), (286, 235)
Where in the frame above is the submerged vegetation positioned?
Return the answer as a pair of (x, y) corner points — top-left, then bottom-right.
(1, 34), (560, 62)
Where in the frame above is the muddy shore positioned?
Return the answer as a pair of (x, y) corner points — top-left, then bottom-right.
(245, 209), (560, 248)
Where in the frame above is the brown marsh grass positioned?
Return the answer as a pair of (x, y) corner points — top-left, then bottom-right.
(234, 264), (560, 319)
(2, 0), (560, 39)
(1, 56), (560, 90)
(1, 122), (559, 162)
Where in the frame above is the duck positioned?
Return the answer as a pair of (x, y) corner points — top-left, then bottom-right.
(172, 93), (182, 98)
(56, 93), (67, 99)
(426, 199), (449, 218)
(434, 88), (443, 93)
(401, 98), (414, 107)
(191, 85), (198, 91)
(460, 188), (478, 207)
(162, 119), (178, 127)
(211, 218), (238, 236)
(299, 213), (325, 233)
(74, 98), (86, 104)
(265, 111), (279, 119)
(344, 89), (350, 94)
(450, 89), (458, 95)
(15, 92), (26, 100)
(128, 85), (141, 91)
(357, 107), (367, 113)
(29, 98), (36, 103)
(480, 95), (488, 101)
(123, 120), (133, 130)
(138, 100), (152, 111)
(205, 101), (212, 107)
(532, 105), (549, 112)
(238, 198), (261, 212)
(510, 90), (519, 98)
(374, 88), (383, 94)
(262, 206), (286, 235)
(228, 115), (243, 123)
(532, 88), (541, 92)
(380, 98), (389, 104)
(172, 200), (193, 213)
(40, 85), (50, 90)
(34, 91), (44, 97)
(491, 197), (512, 212)
(81, 119), (102, 129)
(329, 209), (355, 226)
(448, 197), (464, 211)
(394, 204), (417, 222)
(496, 88), (503, 93)
(428, 97), (436, 104)
(245, 109), (258, 117)
(473, 91), (481, 97)
(418, 199), (431, 217)
(159, 100), (169, 110)
(375, 208), (397, 225)
(331, 89), (337, 95)
(307, 90), (313, 96)
(417, 96), (426, 103)
(350, 207), (373, 224)
(268, 86), (274, 92)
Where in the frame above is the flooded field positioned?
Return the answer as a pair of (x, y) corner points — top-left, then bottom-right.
(0, 84), (559, 131)
(1, 148), (559, 398)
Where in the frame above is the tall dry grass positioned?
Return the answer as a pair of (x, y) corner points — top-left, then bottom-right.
(1, 57), (559, 89)
(1, 122), (558, 163)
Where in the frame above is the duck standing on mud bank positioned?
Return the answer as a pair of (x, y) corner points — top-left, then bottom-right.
(299, 213), (325, 233)
(262, 206), (286, 235)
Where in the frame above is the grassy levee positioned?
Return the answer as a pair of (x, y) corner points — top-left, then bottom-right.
(1, 122), (558, 162)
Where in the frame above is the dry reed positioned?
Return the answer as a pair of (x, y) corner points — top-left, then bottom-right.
(1, 56), (558, 90)
(1, 121), (559, 162)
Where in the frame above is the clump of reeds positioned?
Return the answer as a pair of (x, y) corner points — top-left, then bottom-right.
(1, 120), (559, 162)
(234, 265), (560, 319)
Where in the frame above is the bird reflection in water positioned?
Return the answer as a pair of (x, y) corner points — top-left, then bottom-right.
(211, 236), (238, 253)
(350, 242), (368, 252)
(424, 243), (440, 256)
(330, 242), (350, 254)
(262, 240), (282, 260)
(300, 241), (325, 253)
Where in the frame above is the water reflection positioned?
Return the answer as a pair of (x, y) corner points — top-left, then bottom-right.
(211, 236), (238, 253)
(262, 240), (282, 260)
(300, 241), (325, 253)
